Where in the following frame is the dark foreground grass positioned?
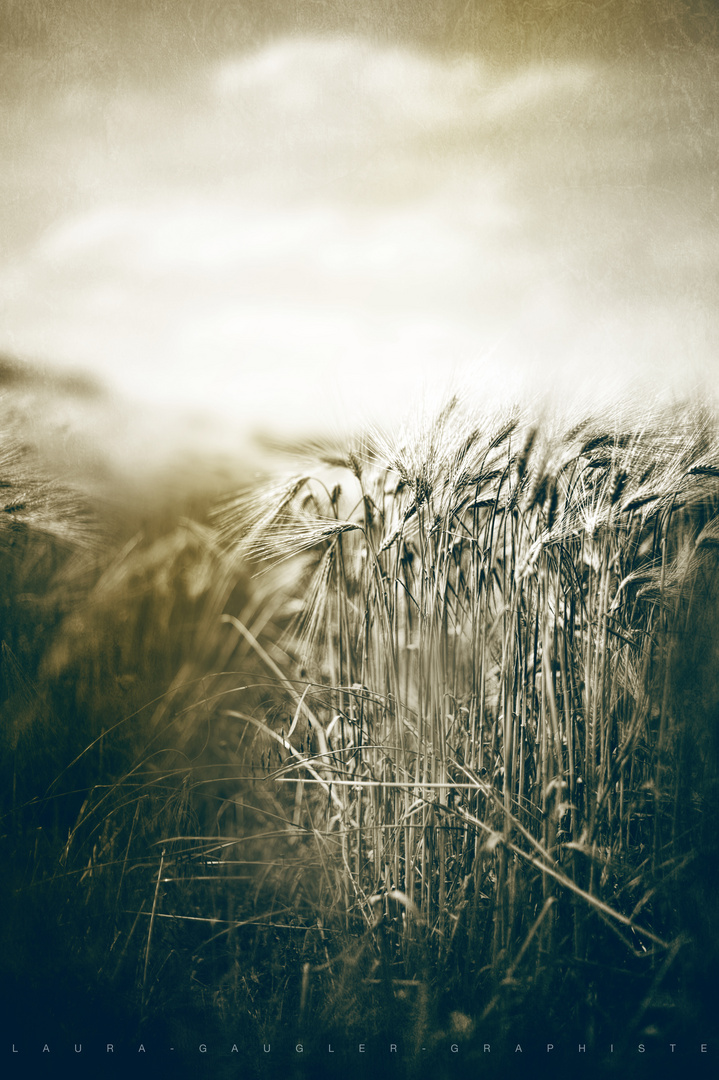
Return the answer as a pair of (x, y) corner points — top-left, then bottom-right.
(2, 397), (719, 1079)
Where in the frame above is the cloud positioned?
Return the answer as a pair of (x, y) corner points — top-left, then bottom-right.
(0, 35), (716, 471)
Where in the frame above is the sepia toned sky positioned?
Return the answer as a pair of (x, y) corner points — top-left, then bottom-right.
(1, 2), (718, 476)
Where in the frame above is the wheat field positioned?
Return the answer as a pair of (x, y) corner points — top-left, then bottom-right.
(3, 395), (718, 1077)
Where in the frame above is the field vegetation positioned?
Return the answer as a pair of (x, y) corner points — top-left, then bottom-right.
(2, 394), (719, 1077)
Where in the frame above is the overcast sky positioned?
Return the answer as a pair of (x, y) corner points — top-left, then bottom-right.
(1, 3), (718, 478)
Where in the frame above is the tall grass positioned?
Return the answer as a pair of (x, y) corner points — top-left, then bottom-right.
(216, 395), (719, 1059)
(0, 425), (260, 1069)
(5, 395), (719, 1077)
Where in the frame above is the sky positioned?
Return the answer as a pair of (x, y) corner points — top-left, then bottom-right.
(1, 2), (718, 480)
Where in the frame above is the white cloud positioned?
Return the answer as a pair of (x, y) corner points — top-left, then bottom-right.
(0, 36), (716, 473)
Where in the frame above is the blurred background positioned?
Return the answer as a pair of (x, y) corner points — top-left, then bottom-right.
(1, 1), (718, 489)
